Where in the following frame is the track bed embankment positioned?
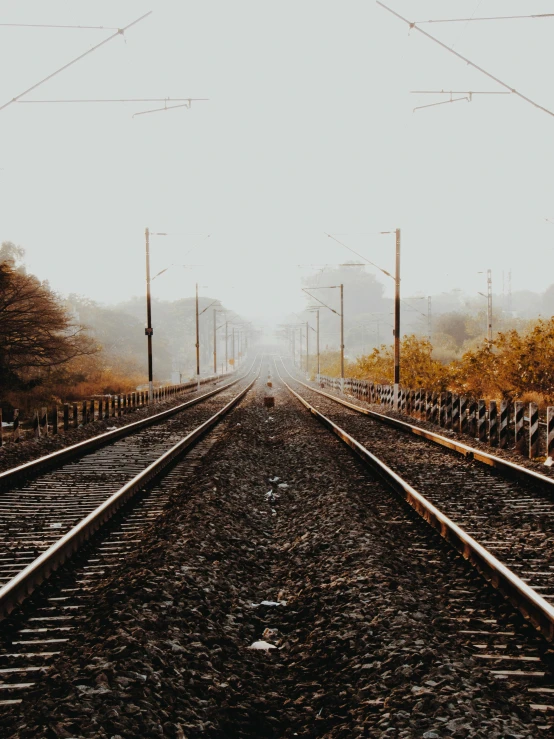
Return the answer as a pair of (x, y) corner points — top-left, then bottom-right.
(3, 375), (544, 738)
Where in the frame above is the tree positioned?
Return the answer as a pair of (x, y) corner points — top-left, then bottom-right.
(0, 248), (95, 392)
(349, 335), (450, 389)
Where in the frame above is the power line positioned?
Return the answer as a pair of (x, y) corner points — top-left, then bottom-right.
(18, 98), (208, 104)
(414, 14), (554, 24)
(0, 23), (122, 30)
(325, 233), (394, 280)
(0, 11), (152, 113)
(377, 1), (554, 120)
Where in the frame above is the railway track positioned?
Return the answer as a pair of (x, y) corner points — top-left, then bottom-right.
(1, 358), (551, 736)
(0, 360), (260, 705)
(275, 357), (554, 720)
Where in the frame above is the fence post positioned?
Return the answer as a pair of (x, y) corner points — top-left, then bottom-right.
(547, 407), (554, 459)
(40, 407), (48, 436)
(64, 404), (69, 432)
(73, 403), (78, 428)
(452, 394), (460, 431)
(13, 409), (20, 442)
(81, 401), (87, 424)
(117, 395), (122, 417)
(51, 406), (58, 435)
(33, 410), (40, 438)
(489, 400), (498, 446)
(499, 400), (508, 449)
(98, 398), (103, 419)
(468, 400), (477, 437)
(90, 400), (95, 423)
(439, 393), (446, 427)
(478, 400), (487, 442)
(460, 396), (468, 435)
(514, 401), (525, 452)
(431, 392), (438, 424)
(529, 402), (539, 459)
(445, 393), (453, 430)
(0, 409), (2, 447)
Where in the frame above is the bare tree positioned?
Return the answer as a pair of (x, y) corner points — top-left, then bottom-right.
(0, 247), (96, 390)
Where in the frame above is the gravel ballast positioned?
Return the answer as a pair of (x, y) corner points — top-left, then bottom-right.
(2, 368), (546, 738)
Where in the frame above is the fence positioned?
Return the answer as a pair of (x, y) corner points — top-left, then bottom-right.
(0, 373), (223, 447)
(318, 375), (554, 460)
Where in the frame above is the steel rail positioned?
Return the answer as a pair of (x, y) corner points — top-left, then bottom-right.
(0, 364), (255, 490)
(278, 359), (554, 491)
(0, 367), (260, 619)
(274, 359), (554, 643)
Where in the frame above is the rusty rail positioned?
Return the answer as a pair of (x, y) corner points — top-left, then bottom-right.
(0, 367), (259, 619)
(283, 362), (554, 491)
(0, 360), (256, 490)
(275, 358), (554, 642)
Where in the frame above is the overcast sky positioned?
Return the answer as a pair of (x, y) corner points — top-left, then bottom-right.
(1, 0), (554, 326)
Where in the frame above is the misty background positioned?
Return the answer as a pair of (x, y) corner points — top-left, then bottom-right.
(1, 1), (554, 381)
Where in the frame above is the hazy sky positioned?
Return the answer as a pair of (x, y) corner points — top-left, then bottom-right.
(1, 1), (554, 326)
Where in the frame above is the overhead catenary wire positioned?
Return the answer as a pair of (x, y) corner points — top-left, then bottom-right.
(376, 1), (554, 120)
(0, 23), (122, 30)
(414, 14), (554, 24)
(0, 11), (152, 113)
(18, 98), (209, 104)
(325, 233), (394, 280)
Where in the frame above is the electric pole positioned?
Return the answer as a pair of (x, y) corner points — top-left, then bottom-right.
(145, 227), (154, 401)
(487, 269), (493, 343)
(195, 283), (200, 378)
(427, 295), (432, 342)
(340, 283), (344, 382)
(306, 321), (309, 375)
(393, 229), (401, 410)
(213, 308), (217, 374)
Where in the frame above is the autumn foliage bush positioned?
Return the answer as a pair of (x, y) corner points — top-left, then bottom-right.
(321, 319), (554, 409)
